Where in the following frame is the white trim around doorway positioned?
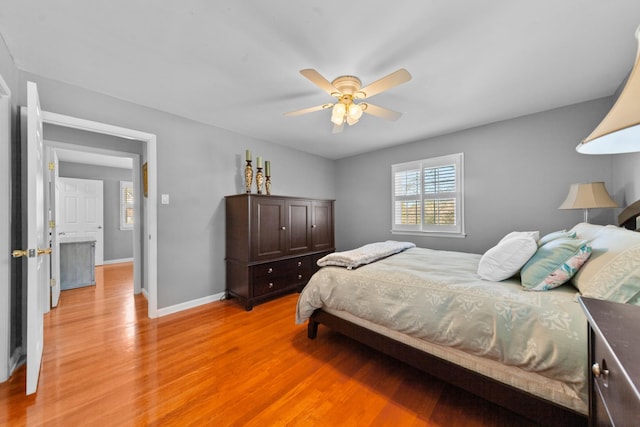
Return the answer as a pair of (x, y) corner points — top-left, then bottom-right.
(0, 72), (13, 381)
(41, 111), (158, 318)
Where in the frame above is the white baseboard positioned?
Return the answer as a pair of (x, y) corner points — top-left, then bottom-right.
(102, 258), (134, 265)
(141, 288), (149, 300)
(157, 292), (226, 317)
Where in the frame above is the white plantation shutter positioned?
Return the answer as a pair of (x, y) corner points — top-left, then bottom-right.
(394, 167), (421, 226)
(391, 153), (464, 236)
(120, 181), (134, 230)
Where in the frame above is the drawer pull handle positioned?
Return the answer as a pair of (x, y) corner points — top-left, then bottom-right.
(592, 361), (610, 384)
(281, 226), (286, 230)
(297, 261), (302, 267)
(298, 274), (303, 279)
(267, 268), (273, 274)
(268, 282), (274, 289)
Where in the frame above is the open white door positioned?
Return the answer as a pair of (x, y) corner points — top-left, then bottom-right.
(14, 81), (49, 395)
(50, 149), (61, 307)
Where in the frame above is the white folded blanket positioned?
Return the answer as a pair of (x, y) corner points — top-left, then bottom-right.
(317, 240), (416, 270)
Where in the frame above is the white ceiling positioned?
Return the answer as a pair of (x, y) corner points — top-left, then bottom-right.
(1, 1), (639, 159)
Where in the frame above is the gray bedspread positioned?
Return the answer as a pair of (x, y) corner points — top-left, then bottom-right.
(296, 247), (587, 402)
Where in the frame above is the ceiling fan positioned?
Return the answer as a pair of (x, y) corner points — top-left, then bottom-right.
(284, 68), (412, 133)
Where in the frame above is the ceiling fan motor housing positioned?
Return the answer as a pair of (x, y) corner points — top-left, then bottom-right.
(331, 75), (362, 96)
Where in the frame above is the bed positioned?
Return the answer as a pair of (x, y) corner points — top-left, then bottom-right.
(296, 215), (640, 426)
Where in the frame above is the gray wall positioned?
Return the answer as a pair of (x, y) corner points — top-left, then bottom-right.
(612, 151), (640, 218)
(334, 98), (616, 254)
(58, 161), (134, 262)
(19, 72), (337, 309)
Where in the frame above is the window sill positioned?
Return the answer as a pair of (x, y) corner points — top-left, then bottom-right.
(391, 230), (467, 239)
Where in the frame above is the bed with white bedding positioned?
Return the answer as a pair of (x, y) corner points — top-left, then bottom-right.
(296, 220), (640, 426)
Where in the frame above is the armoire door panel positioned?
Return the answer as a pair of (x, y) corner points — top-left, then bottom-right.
(252, 198), (286, 259)
(287, 200), (312, 254)
(312, 201), (334, 251)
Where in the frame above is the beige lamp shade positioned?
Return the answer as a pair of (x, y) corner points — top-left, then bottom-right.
(577, 25), (640, 154)
(559, 182), (618, 223)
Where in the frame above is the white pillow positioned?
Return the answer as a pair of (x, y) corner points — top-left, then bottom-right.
(477, 231), (539, 281)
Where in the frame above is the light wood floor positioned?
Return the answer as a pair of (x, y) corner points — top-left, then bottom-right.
(0, 263), (542, 426)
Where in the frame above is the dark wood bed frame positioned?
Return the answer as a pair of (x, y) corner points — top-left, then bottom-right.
(307, 309), (587, 427)
(618, 199), (640, 230)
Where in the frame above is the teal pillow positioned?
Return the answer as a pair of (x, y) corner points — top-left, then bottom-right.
(538, 230), (577, 247)
(521, 237), (591, 291)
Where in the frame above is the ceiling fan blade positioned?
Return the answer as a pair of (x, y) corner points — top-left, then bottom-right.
(300, 69), (340, 96)
(358, 68), (412, 99)
(284, 103), (333, 116)
(362, 103), (403, 121)
(332, 122), (344, 134)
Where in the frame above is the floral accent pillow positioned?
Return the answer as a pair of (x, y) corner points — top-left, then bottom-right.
(521, 237), (591, 291)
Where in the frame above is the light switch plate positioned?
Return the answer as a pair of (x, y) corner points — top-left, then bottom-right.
(161, 194), (170, 205)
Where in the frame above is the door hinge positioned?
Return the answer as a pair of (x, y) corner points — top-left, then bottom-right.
(50, 278), (56, 287)
(48, 162), (55, 171)
(49, 220), (55, 228)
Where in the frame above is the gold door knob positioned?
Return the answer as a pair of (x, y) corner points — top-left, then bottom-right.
(12, 249), (28, 258)
(37, 248), (52, 256)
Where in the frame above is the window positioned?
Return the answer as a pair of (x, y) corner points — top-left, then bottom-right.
(120, 181), (134, 230)
(391, 153), (464, 237)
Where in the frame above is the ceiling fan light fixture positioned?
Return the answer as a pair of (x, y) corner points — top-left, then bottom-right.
(331, 103), (346, 125)
(346, 103), (363, 125)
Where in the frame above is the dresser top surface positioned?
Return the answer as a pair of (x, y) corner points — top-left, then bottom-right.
(225, 193), (334, 202)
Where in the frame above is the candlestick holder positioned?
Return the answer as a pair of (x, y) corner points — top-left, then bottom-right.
(244, 160), (253, 194)
(256, 167), (264, 195)
(265, 175), (272, 196)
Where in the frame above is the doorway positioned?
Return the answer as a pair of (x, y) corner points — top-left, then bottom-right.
(42, 111), (158, 318)
(47, 145), (137, 308)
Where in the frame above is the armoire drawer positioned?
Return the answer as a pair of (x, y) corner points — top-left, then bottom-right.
(251, 260), (289, 280)
(252, 276), (290, 297)
(288, 257), (310, 281)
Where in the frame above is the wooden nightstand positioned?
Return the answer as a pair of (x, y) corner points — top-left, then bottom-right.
(578, 297), (640, 426)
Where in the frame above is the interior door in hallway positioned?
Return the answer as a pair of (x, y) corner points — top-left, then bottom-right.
(47, 148), (61, 307)
(56, 177), (104, 266)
